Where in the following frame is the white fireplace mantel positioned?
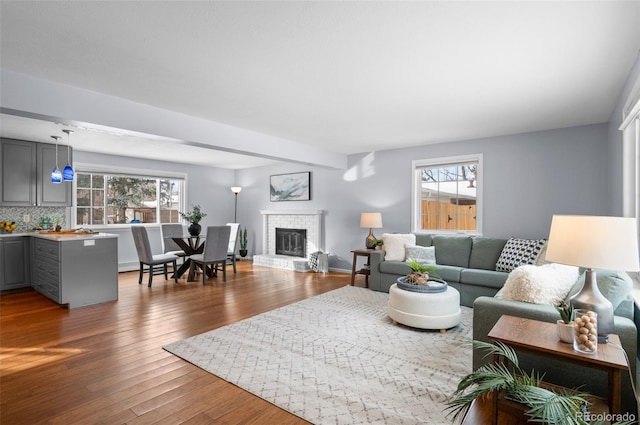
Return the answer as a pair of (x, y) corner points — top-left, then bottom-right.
(258, 210), (324, 264)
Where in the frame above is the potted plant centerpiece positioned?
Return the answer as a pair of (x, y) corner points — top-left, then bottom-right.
(397, 258), (446, 292)
(556, 301), (575, 343)
(239, 227), (248, 258)
(179, 205), (207, 236)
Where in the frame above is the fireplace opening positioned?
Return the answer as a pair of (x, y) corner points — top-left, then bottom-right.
(275, 228), (307, 257)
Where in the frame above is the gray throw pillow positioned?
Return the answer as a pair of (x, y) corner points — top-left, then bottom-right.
(405, 245), (436, 265)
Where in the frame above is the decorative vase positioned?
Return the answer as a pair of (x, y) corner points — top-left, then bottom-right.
(188, 223), (201, 236)
(239, 249), (248, 258)
(556, 320), (574, 343)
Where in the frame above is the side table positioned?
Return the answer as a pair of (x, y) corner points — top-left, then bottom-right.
(350, 249), (375, 287)
(488, 314), (629, 414)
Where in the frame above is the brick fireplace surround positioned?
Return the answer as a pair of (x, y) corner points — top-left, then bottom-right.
(253, 210), (324, 270)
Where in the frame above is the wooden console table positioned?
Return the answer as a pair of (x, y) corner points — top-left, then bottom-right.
(488, 315), (628, 414)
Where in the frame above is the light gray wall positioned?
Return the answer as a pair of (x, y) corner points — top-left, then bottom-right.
(237, 123), (611, 271)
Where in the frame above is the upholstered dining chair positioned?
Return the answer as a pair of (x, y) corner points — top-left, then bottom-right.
(131, 226), (179, 287)
(161, 224), (187, 263)
(189, 225), (231, 284)
(225, 222), (241, 273)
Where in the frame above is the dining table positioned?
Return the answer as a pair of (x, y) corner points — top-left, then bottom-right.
(170, 234), (215, 281)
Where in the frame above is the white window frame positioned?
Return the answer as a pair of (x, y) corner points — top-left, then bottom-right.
(619, 83), (640, 280)
(73, 162), (187, 228)
(411, 153), (483, 235)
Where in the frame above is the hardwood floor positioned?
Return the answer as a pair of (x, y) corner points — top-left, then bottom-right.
(0, 261), (356, 424)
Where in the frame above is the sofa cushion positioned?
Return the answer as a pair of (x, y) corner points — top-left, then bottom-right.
(381, 233), (416, 261)
(498, 263), (579, 305)
(405, 245), (436, 264)
(495, 238), (547, 273)
(414, 234), (433, 247)
(431, 265), (463, 283)
(460, 268), (509, 289)
(469, 238), (508, 270)
(432, 236), (473, 267)
(565, 269), (633, 312)
(379, 260), (412, 276)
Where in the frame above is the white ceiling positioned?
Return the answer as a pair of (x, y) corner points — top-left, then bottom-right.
(1, 1), (639, 169)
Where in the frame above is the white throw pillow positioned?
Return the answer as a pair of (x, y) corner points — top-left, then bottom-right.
(381, 233), (416, 261)
(498, 263), (579, 305)
(405, 245), (436, 265)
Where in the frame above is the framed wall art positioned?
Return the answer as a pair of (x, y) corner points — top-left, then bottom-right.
(270, 172), (311, 201)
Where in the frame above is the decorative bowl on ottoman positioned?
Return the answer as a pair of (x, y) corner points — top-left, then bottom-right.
(396, 276), (447, 293)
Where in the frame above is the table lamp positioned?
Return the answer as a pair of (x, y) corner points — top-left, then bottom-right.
(360, 212), (382, 249)
(545, 215), (640, 342)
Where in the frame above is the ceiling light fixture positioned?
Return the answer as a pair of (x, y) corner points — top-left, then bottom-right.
(61, 129), (75, 181)
(50, 135), (62, 184)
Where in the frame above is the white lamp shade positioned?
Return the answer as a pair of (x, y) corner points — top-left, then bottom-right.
(360, 212), (382, 228)
(231, 186), (242, 194)
(546, 215), (640, 271)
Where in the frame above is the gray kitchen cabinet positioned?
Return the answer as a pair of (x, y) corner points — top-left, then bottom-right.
(32, 235), (118, 308)
(0, 236), (31, 291)
(0, 138), (72, 207)
(0, 138), (36, 206)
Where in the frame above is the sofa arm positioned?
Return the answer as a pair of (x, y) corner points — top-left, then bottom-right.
(368, 251), (385, 291)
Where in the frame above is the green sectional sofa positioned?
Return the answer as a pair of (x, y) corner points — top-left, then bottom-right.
(367, 233), (637, 414)
(368, 233), (509, 307)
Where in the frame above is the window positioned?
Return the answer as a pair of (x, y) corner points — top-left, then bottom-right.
(620, 84), (640, 269)
(75, 171), (184, 226)
(412, 154), (482, 234)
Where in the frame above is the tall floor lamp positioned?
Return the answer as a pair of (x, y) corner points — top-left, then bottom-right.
(545, 215), (639, 342)
(231, 186), (242, 223)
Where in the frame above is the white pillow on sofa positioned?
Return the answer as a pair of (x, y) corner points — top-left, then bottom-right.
(498, 263), (579, 305)
(381, 233), (416, 261)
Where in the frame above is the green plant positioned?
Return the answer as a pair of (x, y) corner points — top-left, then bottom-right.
(179, 205), (207, 224)
(240, 227), (248, 250)
(406, 258), (439, 275)
(556, 301), (575, 324)
(446, 341), (633, 425)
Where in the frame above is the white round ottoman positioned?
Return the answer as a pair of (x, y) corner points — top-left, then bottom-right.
(388, 283), (461, 332)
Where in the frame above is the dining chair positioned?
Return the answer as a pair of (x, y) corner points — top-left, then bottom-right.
(131, 226), (179, 287)
(161, 224), (187, 263)
(225, 222), (241, 273)
(189, 225), (231, 284)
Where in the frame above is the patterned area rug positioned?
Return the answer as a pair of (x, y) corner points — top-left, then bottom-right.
(164, 285), (473, 424)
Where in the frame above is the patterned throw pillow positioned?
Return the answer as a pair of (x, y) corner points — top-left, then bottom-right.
(495, 238), (547, 273)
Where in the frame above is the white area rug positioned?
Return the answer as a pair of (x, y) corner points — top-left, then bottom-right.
(164, 286), (473, 424)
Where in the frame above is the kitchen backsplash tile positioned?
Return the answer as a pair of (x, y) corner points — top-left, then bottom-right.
(0, 206), (67, 233)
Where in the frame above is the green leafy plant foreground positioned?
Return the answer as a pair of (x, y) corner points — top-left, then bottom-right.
(446, 341), (634, 425)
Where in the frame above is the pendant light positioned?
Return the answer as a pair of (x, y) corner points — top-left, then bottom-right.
(61, 129), (75, 181)
(50, 136), (62, 184)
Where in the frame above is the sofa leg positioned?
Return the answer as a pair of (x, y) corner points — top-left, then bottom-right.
(392, 320), (398, 326)
(440, 329), (446, 334)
